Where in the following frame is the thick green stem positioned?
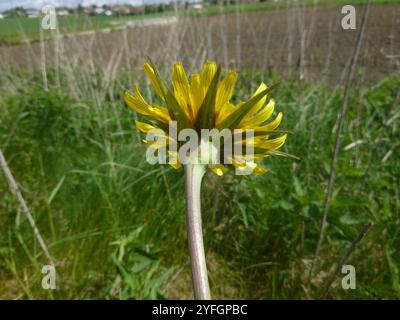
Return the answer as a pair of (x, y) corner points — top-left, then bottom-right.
(184, 164), (211, 300)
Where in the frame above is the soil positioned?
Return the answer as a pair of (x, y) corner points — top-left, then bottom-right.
(0, 5), (399, 85)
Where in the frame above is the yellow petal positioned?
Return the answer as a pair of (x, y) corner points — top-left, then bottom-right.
(150, 103), (171, 124)
(238, 83), (268, 127)
(168, 151), (182, 169)
(134, 87), (170, 123)
(240, 99), (275, 128)
(215, 102), (241, 128)
(133, 85), (149, 105)
(190, 73), (203, 115)
(254, 112), (283, 132)
(200, 61), (217, 89)
(172, 63), (190, 101)
(210, 164), (226, 176)
(255, 134), (287, 150)
(231, 158), (268, 175)
(143, 63), (164, 100)
(125, 88), (171, 124)
(249, 83), (268, 114)
(172, 62), (193, 120)
(135, 120), (155, 133)
(124, 89), (152, 116)
(253, 164), (268, 175)
(215, 71), (237, 113)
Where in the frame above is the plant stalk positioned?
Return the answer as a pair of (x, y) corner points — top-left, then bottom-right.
(184, 163), (211, 300)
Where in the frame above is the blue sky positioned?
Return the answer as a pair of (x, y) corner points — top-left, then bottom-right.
(0, 0), (166, 12)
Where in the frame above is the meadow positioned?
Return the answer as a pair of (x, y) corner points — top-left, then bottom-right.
(0, 2), (399, 299)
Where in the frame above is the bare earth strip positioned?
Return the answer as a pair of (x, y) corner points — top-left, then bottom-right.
(0, 5), (399, 84)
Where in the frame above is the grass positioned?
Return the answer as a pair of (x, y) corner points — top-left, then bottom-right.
(0, 11), (185, 45)
(0, 66), (398, 299)
(1, 0), (400, 45)
(0, 15), (115, 45)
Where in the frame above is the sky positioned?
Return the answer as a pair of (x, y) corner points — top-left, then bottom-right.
(0, 0), (168, 12)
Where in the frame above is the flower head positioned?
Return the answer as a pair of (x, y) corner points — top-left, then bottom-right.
(124, 59), (291, 176)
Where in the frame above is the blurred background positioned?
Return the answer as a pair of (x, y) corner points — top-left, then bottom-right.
(0, 0), (399, 299)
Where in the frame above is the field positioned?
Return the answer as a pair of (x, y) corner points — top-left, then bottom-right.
(0, 15), (129, 45)
(0, 2), (399, 300)
(1, 0), (399, 44)
(1, 5), (399, 84)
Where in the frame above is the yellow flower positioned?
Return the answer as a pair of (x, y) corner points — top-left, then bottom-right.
(124, 59), (292, 176)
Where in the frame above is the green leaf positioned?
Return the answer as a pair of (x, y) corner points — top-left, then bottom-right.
(339, 213), (362, 225)
(218, 82), (280, 130)
(344, 168), (366, 177)
(273, 200), (294, 211)
(195, 66), (221, 129)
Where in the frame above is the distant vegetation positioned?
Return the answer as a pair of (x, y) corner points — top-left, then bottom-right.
(1, 0), (400, 45)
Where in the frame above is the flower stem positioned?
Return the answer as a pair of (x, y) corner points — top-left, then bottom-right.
(184, 163), (211, 300)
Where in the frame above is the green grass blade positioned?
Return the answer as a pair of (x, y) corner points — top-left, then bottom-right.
(255, 148), (300, 160)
